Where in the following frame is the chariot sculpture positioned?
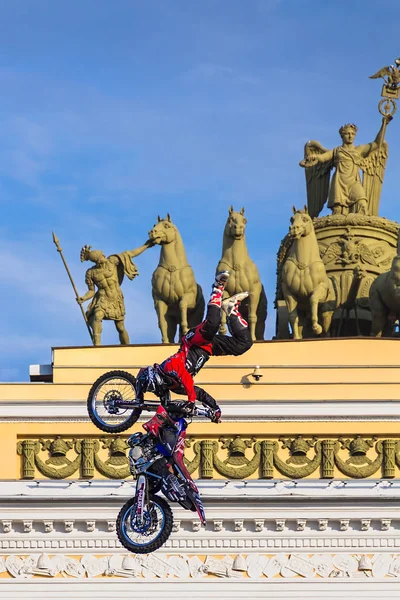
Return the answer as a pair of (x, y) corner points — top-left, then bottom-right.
(276, 57), (400, 339)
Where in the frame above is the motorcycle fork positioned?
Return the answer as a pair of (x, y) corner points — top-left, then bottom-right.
(135, 474), (147, 525)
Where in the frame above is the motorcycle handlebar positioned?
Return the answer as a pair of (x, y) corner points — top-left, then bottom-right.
(193, 405), (213, 419)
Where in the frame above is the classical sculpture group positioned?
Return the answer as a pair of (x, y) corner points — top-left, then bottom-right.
(55, 57), (400, 343)
(275, 58), (400, 339)
(73, 207), (267, 345)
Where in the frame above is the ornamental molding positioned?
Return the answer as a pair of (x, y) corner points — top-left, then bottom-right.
(2, 478), (400, 499)
(0, 516), (398, 539)
(2, 535), (400, 553)
(1, 480), (400, 552)
(4, 401), (400, 422)
(15, 435), (400, 480)
(1, 551), (400, 580)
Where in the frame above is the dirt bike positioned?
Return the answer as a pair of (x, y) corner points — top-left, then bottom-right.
(86, 370), (213, 553)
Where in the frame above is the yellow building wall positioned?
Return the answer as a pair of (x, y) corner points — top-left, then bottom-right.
(1, 338), (400, 481)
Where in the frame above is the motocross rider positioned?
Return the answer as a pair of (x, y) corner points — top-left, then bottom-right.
(135, 271), (253, 422)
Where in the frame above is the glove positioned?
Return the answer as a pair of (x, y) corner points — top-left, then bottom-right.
(165, 400), (194, 417)
(176, 401), (195, 416)
(210, 407), (222, 423)
(182, 401), (195, 416)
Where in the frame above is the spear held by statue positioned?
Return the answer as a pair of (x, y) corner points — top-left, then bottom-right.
(52, 231), (95, 344)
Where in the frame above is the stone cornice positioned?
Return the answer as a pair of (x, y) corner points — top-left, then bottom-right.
(2, 478), (400, 499)
(0, 515), (399, 540)
(1, 481), (400, 545)
(3, 400), (400, 421)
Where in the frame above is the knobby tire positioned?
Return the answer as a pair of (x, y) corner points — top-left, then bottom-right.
(87, 370), (142, 434)
(116, 493), (174, 554)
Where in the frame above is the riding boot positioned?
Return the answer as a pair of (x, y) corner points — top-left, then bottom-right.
(224, 292), (250, 333)
(209, 271), (230, 308)
(222, 291), (249, 317)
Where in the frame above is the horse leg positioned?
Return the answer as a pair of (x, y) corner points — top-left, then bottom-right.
(310, 284), (328, 335)
(167, 314), (178, 343)
(320, 310), (334, 336)
(219, 290), (229, 334)
(154, 297), (169, 343)
(370, 287), (387, 337)
(320, 279), (337, 336)
(282, 284), (300, 339)
(179, 294), (192, 336)
(370, 311), (387, 337)
(248, 285), (261, 342)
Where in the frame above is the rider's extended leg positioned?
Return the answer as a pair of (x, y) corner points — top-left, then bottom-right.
(212, 292), (253, 356)
(198, 271), (230, 341)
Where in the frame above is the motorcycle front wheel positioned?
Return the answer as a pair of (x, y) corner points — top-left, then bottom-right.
(116, 493), (174, 554)
(87, 370), (142, 434)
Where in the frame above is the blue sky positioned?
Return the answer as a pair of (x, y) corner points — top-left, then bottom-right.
(1, 0), (399, 380)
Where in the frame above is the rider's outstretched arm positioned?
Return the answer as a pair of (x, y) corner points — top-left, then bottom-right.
(194, 386), (221, 422)
(194, 386), (219, 410)
(173, 360), (197, 402)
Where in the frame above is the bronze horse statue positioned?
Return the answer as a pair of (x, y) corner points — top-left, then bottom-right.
(369, 255), (400, 337)
(149, 214), (205, 343)
(281, 206), (336, 339)
(216, 206), (267, 340)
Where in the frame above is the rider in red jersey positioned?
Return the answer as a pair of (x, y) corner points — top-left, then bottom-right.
(135, 271), (253, 421)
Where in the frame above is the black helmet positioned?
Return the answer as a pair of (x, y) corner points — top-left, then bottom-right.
(135, 366), (167, 399)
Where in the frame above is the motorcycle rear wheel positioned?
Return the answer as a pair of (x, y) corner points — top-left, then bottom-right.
(116, 493), (174, 554)
(87, 370), (142, 433)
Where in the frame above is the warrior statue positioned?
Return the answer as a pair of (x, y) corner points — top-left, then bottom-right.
(78, 241), (152, 345)
(300, 115), (392, 218)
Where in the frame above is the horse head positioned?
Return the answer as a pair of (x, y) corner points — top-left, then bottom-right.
(148, 214), (177, 245)
(225, 206), (247, 240)
(289, 205), (313, 240)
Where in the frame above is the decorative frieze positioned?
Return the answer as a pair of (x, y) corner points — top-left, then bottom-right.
(16, 435), (400, 480)
(254, 519), (264, 532)
(1, 515), (400, 551)
(382, 519), (392, 531)
(2, 536), (400, 552)
(2, 522), (12, 534)
(43, 521), (53, 533)
(64, 521), (74, 533)
(1, 552), (400, 580)
(319, 519), (328, 531)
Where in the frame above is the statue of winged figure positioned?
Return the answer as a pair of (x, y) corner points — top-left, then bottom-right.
(299, 115), (392, 218)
